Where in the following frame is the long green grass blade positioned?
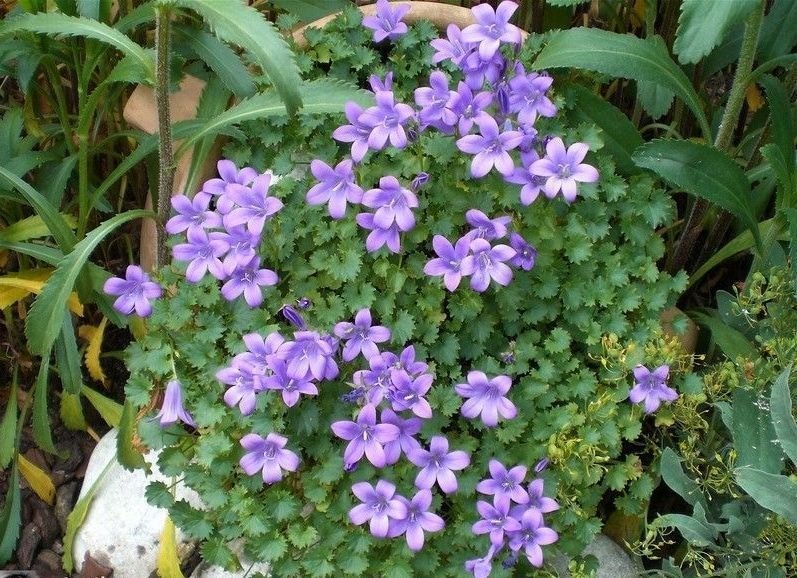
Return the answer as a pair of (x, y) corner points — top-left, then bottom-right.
(0, 464), (21, 564)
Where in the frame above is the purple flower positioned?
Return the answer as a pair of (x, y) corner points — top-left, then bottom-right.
(356, 212), (402, 254)
(460, 238), (516, 292)
(155, 380), (195, 427)
(450, 82), (493, 135)
(220, 257), (278, 307)
(430, 24), (472, 67)
(387, 345), (429, 376)
(508, 72), (556, 124)
(388, 489), (445, 551)
(455, 371), (517, 427)
(332, 102), (372, 163)
(526, 478), (560, 514)
(415, 71), (457, 132)
(276, 331), (338, 381)
(465, 545), (498, 578)
(629, 364), (677, 413)
(407, 436), (470, 493)
(103, 265), (162, 317)
(202, 160), (258, 211)
(262, 358), (318, 407)
(508, 232), (536, 271)
(172, 227), (228, 282)
(456, 116), (523, 178)
(530, 137), (599, 202)
(389, 370), (434, 418)
(423, 234), (472, 291)
(461, 48), (506, 90)
(219, 362), (262, 415)
(280, 305), (306, 329)
(165, 194), (222, 237)
(306, 159), (363, 219)
(368, 72), (393, 94)
(465, 209), (511, 241)
(381, 408), (422, 465)
(235, 332), (284, 376)
(239, 432), (300, 484)
(223, 173), (283, 235)
(353, 353), (394, 405)
(349, 480), (408, 538)
(508, 508), (558, 567)
(360, 91), (415, 150)
(476, 459), (530, 507)
(505, 150), (545, 205)
(472, 498), (522, 547)
(362, 0), (410, 43)
(213, 226), (260, 276)
(331, 404), (400, 468)
(362, 176), (418, 231)
(461, 0), (522, 59)
(333, 308), (392, 362)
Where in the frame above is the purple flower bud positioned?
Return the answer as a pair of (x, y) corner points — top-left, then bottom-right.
(296, 297), (312, 310)
(280, 305), (307, 329)
(534, 458), (550, 473)
(411, 172), (430, 190)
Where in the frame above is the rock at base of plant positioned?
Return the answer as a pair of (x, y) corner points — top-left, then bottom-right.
(189, 539), (269, 578)
(552, 534), (643, 577)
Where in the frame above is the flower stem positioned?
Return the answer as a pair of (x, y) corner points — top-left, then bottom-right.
(155, 6), (175, 270)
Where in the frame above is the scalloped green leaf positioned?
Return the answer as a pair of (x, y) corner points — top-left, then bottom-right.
(674, 0), (758, 65)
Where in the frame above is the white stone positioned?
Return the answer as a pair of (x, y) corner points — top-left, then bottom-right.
(74, 429), (202, 578)
(189, 539), (270, 578)
(551, 534), (642, 577)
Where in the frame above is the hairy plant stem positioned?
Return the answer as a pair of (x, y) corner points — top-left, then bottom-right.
(670, 0), (765, 275)
(155, 7), (175, 270)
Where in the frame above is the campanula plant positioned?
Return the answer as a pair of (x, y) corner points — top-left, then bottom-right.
(121, 2), (688, 575)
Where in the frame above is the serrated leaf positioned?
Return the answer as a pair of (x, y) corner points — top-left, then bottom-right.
(532, 28), (710, 139)
(17, 453), (55, 505)
(0, 464), (21, 564)
(55, 316), (83, 395)
(269, 0), (348, 22)
(118, 399), (147, 471)
(759, 75), (795, 180)
(674, 0), (758, 64)
(0, 12), (155, 83)
(169, 0), (301, 113)
(735, 468), (797, 525)
(60, 392), (87, 431)
(33, 356), (58, 454)
(25, 209), (151, 357)
(636, 80), (674, 120)
(171, 500), (213, 540)
(157, 516), (185, 578)
(0, 213), (77, 242)
(0, 270), (83, 314)
(770, 366), (797, 467)
(82, 384), (122, 428)
(0, 379), (17, 468)
(79, 317), (108, 386)
(63, 458), (113, 572)
(632, 140), (760, 248)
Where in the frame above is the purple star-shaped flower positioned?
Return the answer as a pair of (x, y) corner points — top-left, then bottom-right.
(331, 404), (400, 468)
(155, 380), (195, 427)
(465, 545), (498, 578)
(407, 436), (470, 494)
(388, 370), (434, 418)
(415, 71), (457, 132)
(239, 432), (300, 484)
(465, 209), (511, 241)
(360, 91), (415, 150)
(381, 408), (422, 465)
(212, 226), (260, 276)
(172, 228), (228, 282)
(430, 24), (472, 67)
(223, 173), (284, 235)
(387, 345), (429, 376)
(362, 0), (411, 43)
(218, 362), (262, 416)
(456, 116), (523, 178)
(388, 489), (445, 551)
(476, 459), (530, 507)
(472, 498), (522, 547)
(508, 232), (536, 271)
(353, 352), (394, 405)
(276, 331), (338, 380)
(333, 308), (391, 362)
(165, 194), (222, 237)
(349, 480), (408, 538)
(505, 150), (546, 205)
(508, 72), (556, 124)
(201, 160), (258, 213)
(629, 364), (677, 413)
(450, 81), (493, 135)
(423, 234), (472, 291)
(507, 508), (558, 567)
(332, 102), (372, 163)
(220, 256), (278, 308)
(362, 176), (418, 231)
(368, 72), (393, 94)
(526, 478), (560, 514)
(530, 137), (599, 202)
(356, 212), (402, 254)
(234, 331), (284, 376)
(103, 264), (162, 317)
(306, 159), (363, 219)
(460, 238), (516, 292)
(262, 358), (318, 407)
(455, 371), (517, 427)
(461, 0), (523, 59)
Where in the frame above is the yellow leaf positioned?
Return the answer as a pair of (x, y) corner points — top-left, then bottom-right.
(17, 454), (56, 505)
(79, 317), (108, 387)
(0, 270), (83, 315)
(157, 516), (185, 578)
(746, 84), (764, 112)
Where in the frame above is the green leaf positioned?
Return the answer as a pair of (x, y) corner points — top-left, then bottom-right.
(761, 144), (792, 205)
(174, 25), (255, 97)
(0, 463), (21, 564)
(735, 468), (797, 525)
(660, 447), (703, 507)
(759, 0), (797, 62)
(770, 366), (797, 468)
(33, 355), (58, 454)
(171, 500), (213, 540)
(636, 80), (674, 120)
(689, 310), (758, 360)
(786, 209), (797, 287)
(169, 0), (302, 114)
(174, 79), (369, 154)
(759, 75), (795, 180)
(25, 209), (151, 357)
(632, 140), (761, 248)
(532, 28), (710, 140)
(732, 387), (783, 473)
(564, 84), (643, 175)
(0, 213), (76, 243)
(60, 392), (87, 431)
(54, 317), (83, 395)
(0, 12), (155, 83)
(118, 399), (147, 471)
(674, 0), (758, 64)
(269, 0), (348, 23)
(0, 379), (17, 468)
(63, 459), (114, 573)
(82, 384), (122, 428)
(655, 511), (717, 547)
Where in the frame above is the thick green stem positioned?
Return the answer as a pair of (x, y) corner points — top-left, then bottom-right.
(155, 7), (175, 270)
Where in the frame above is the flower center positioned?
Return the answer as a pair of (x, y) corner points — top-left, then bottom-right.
(558, 164), (572, 178)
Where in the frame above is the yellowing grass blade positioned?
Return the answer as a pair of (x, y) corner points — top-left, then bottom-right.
(17, 454), (56, 505)
(0, 270), (83, 315)
(157, 516), (185, 578)
(78, 317), (108, 387)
